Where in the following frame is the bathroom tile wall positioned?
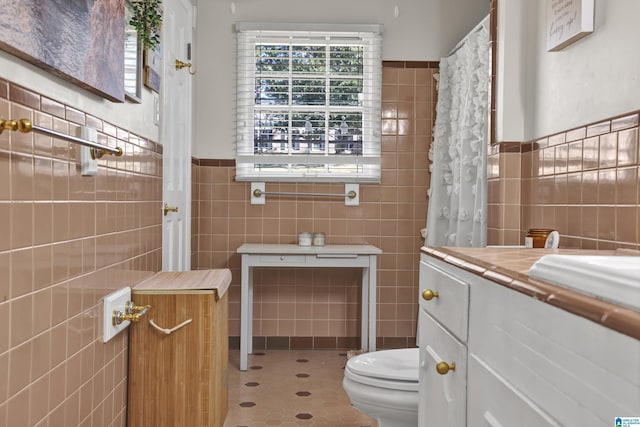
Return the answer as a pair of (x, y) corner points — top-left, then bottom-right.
(0, 79), (163, 426)
(488, 112), (640, 250)
(193, 63), (436, 349)
(487, 144), (523, 245)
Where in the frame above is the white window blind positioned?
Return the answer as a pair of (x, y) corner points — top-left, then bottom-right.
(235, 22), (383, 182)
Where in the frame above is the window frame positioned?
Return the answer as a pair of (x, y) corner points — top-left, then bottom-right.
(235, 22), (383, 183)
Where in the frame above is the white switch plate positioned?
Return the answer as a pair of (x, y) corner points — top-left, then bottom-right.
(153, 94), (160, 126)
(80, 126), (98, 176)
(103, 287), (132, 343)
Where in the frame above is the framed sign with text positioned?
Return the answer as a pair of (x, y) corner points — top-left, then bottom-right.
(547, 0), (594, 51)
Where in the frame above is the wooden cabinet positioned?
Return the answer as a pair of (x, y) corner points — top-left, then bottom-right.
(127, 270), (231, 427)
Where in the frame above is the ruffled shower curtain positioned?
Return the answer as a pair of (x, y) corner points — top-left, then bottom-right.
(425, 21), (489, 247)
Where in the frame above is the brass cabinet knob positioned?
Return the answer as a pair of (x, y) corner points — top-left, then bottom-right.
(422, 289), (439, 301)
(435, 361), (456, 375)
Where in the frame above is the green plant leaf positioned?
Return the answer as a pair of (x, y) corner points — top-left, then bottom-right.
(129, 0), (163, 50)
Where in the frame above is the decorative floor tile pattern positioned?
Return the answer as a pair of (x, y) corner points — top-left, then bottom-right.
(225, 350), (377, 427)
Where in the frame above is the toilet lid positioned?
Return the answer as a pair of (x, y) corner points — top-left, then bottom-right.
(347, 348), (419, 382)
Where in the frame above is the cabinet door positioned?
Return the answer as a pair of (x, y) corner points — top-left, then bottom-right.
(467, 354), (560, 427)
(419, 310), (467, 427)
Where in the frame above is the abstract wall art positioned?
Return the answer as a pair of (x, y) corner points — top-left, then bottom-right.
(0, 0), (125, 102)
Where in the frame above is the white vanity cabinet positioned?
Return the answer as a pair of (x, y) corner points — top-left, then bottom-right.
(467, 272), (640, 426)
(419, 252), (640, 426)
(466, 354), (560, 427)
(418, 257), (469, 427)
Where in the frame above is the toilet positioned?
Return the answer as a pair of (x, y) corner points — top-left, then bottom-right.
(343, 347), (419, 426)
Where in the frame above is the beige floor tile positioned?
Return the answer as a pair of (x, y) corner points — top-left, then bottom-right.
(225, 350), (376, 427)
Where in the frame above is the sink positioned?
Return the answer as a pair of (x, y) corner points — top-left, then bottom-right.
(529, 255), (640, 311)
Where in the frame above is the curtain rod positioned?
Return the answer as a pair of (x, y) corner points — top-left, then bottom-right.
(446, 14), (490, 58)
(0, 118), (123, 159)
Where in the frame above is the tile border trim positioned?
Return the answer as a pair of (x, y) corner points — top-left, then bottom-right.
(228, 336), (417, 350)
(381, 61), (439, 69)
(0, 78), (162, 153)
(193, 158), (236, 167)
(494, 110), (640, 153)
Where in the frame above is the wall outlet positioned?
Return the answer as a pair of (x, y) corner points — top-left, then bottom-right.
(103, 287), (132, 343)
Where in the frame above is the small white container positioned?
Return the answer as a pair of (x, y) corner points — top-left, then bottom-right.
(298, 232), (312, 246)
(312, 232), (326, 246)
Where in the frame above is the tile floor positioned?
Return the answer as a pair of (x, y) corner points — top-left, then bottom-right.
(224, 350), (377, 427)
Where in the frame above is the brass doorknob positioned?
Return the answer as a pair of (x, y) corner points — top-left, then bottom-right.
(163, 203), (179, 216)
(422, 289), (439, 301)
(435, 361), (456, 375)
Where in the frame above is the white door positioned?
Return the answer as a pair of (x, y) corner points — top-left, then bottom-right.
(161, 0), (193, 271)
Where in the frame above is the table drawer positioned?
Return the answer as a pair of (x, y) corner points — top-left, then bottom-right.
(419, 258), (469, 342)
(260, 255), (307, 264)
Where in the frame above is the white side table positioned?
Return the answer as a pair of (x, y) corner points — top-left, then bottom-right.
(237, 243), (382, 371)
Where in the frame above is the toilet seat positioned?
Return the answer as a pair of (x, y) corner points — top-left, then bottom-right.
(343, 348), (420, 426)
(345, 365), (418, 391)
(345, 348), (419, 392)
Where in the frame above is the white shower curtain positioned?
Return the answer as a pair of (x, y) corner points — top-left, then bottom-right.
(425, 20), (490, 247)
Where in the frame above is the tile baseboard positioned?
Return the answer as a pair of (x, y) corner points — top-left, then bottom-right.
(228, 336), (417, 351)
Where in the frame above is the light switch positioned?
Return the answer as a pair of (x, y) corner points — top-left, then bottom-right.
(153, 94), (160, 126)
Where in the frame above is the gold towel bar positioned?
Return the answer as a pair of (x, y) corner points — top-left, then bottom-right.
(0, 118), (123, 159)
